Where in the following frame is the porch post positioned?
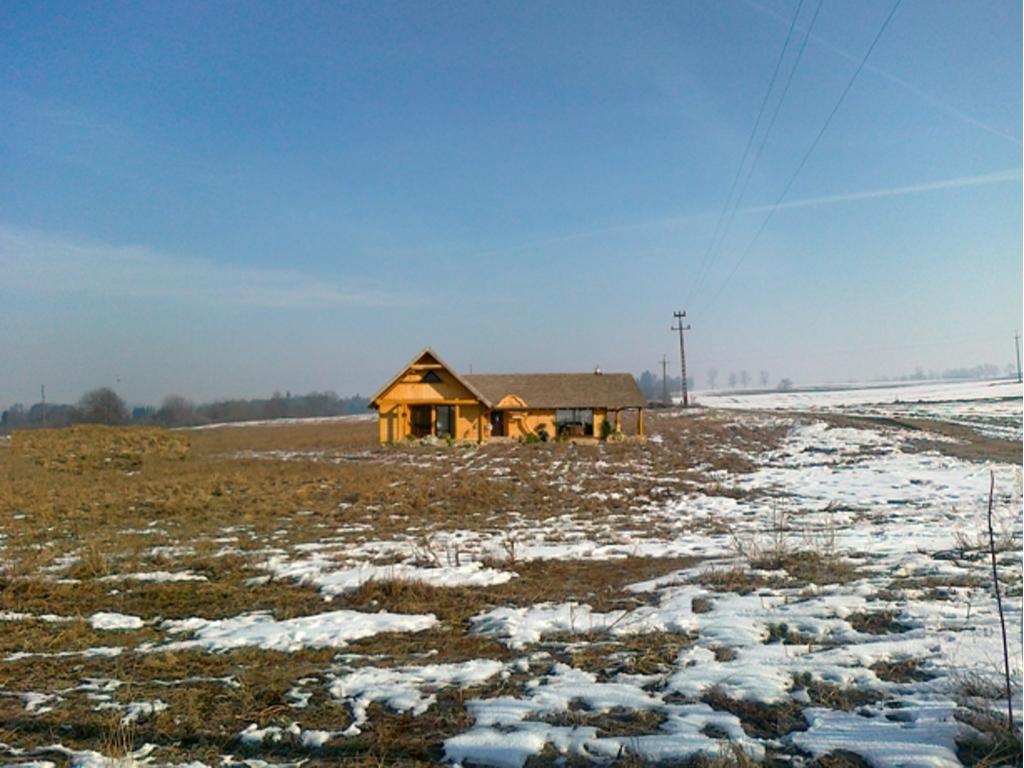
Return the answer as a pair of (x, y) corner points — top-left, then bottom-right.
(637, 407), (644, 437)
(614, 410), (622, 432)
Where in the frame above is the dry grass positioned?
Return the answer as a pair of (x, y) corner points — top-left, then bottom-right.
(768, 550), (860, 586)
(532, 704), (667, 737)
(12, 425), (189, 472)
(790, 673), (883, 711)
(701, 687), (806, 740)
(698, 566), (790, 595)
(5, 409), (1002, 766)
(0, 413), (753, 765)
(869, 658), (936, 683)
(846, 609), (911, 636)
(550, 631), (696, 679)
(955, 708), (1023, 768)
(954, 670), (1023, 768)
(808, 752), (873, 768)
(697, 548), (859, 594)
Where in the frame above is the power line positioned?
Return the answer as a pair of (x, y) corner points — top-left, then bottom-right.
(715, 0), (825, 255)
(703, 0), (904, 311)
(689, 0), (823, 305)
(685, 0), (807, 306)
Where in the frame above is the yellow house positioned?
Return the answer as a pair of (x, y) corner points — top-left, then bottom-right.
(369, 348), (647, 444)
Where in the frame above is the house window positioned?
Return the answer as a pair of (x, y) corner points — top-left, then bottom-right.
(420, 371), (442, 383)
(555, 408), (594, 436)
(410, 406), (432, 438)
(436, 405), (454, 438)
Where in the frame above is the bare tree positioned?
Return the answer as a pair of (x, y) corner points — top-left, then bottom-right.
(78, 387), (128, 425)
(777, 378), (794, 392)
(739, 370), (750, 389)
(759, 370), (769, 388)
(728, 372), (737, 389)
(707, 368), (718, 390)
(158, 395), (197, 427)
(263, 391), (288, 420)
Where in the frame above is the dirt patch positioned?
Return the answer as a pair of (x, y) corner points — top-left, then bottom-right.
(691, 596), (714, 613)
(806, 412), (1021, 465)
(846, 610), (912, 636)
(551, 632), (695, 679)
(702, 687), (806, 740)
(808, 752), (873, 768)
(870, 658), (936, 683)
(791, 673), (884, 711)
(533, 704), (667, 737)
(697, 566), (790, 594)
(765, 550), (860, 586)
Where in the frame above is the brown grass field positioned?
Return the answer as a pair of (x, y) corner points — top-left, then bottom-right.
(0, 410), (1018, 767)
(0, 411), (792, 767)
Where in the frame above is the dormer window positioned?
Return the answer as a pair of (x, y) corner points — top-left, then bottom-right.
(420, 371), (442, 383)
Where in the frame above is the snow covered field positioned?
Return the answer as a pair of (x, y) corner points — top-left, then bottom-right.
(701, 378), (1023, 442)
(0, 398), (1020, 768)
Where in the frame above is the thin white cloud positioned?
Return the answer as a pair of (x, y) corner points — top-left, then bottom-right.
(751, 167), (1022, 213)
(471, 168), (1021, 258)
(0, 226), (409, 309)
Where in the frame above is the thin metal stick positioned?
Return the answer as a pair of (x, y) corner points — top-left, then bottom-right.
(987, 470), (1014, 728)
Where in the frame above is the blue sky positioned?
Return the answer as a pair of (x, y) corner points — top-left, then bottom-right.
(2, 0), (1020, 404)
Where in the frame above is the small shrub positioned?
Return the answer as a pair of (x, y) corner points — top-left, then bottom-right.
(691, 596), (714, 614)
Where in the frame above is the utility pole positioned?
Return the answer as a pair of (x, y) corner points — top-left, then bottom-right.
(671, 310), (691, 407)
(659, 355), (669, 405)
(41, 385), (46, 429)
(1015, 333), (1021, 384)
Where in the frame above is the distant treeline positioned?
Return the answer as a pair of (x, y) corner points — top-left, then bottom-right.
(635, 361), (1016, 400)
(1, 388), (370, 431)
(881, 363), (1014, 382)
(635, 371), (694, 402)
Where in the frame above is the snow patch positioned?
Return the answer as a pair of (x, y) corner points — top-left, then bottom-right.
(152, 609), (437, 653)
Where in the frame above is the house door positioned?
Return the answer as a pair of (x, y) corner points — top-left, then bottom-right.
(410, 406), (432, 438)
(489, 411), (505, 437)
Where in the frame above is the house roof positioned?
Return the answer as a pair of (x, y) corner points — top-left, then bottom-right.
(464, 373), (645, 410)
(369, 347), (492, 408)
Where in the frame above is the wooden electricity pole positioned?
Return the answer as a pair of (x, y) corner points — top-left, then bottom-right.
(41, 385), (46, 429)
(671, 311), (691, 407)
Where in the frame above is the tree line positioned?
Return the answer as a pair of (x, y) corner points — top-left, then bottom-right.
(1, 388), (370, 431)
(635, 369), (789, 400)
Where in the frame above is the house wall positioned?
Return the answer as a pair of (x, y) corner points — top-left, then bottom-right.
(456, 403), (484, 442)
(503, 409), (554, 439)
(373, 356), (638, 443)
(501, 408), (610, 439)
(384, 370), (476, 404)
(376, 367), (486, 443)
